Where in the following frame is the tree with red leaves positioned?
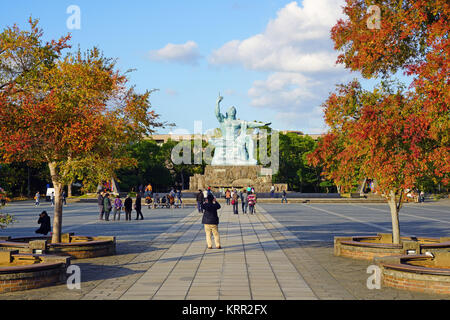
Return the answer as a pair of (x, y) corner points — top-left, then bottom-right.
(309, 1), (449, 243)
(0, 19), (163, 242)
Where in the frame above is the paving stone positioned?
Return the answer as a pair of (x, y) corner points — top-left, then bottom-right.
(1, 201), (448, 300)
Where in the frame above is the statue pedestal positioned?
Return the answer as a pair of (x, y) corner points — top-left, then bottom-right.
(189, 165), (286, 192)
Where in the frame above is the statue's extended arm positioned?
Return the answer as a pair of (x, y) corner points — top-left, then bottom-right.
(246, 121), (271, 129)
(215, 95), (224, 122)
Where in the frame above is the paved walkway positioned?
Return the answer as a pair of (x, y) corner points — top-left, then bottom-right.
(84, 204), (316, 300)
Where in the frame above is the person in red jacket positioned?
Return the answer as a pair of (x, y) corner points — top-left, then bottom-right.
(247, 191), (256, 214)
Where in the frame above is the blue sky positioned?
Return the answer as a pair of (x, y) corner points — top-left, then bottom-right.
(2, 0), (383, 135)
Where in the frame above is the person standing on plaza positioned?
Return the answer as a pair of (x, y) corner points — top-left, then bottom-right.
(419, 191), (425, 203)
(241, 189), (248, 214)
(201, 194), (222, 249)
(35, 191), (40, 207)
(145, 183), (152, 196)
(152, 192), (159, 209)
(97, 191), (105, 220)
(168, 193), (175, 208)
(135, 193), (143, 220)
(232, 189), (239, 214)
(207, 187), (213, 198)
(113, 195), (123, 221)
(281, 189), (288, 203)
(103, 193), (112, 221)
(270, 185), (275, 198)
(196, 189), (204, 213)
(62, 190), (67, 206)
(239, 189), (244, 210)
(124, 194), (132, 221)
(50, 191), (55, 207)
(225, 189), (231, 205)
(176, 189), (183, 208)
(248, 191), (256, 214)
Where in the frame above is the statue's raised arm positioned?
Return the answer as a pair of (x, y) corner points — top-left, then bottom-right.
(215, 95), (224, 123)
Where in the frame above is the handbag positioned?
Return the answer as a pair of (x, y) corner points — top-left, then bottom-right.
(231, 199), (235, 205)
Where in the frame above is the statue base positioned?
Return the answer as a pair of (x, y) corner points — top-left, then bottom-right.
(189, 165), (287, 193)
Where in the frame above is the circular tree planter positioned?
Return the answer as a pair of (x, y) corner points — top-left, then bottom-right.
(0, 250), (70, 293)
(374, 253), (450, 295)
(334, 233), (450, 260)
(0, 233), (116, 259)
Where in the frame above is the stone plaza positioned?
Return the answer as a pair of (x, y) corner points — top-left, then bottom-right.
(0, 199), (449, 300)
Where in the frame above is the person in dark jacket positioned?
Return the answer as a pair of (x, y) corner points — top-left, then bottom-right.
(201, 194), (222, 249)
(281, 189), (288, 203)
(196, 189), (204, 213)
(35, 211), (51, 235)
(241, 189), (248, 214)
(135, 193), (143, 220)
(103, 193), (112, 221)
(97, 191), (105, 220)
(232, 189), (239, 214)
(124, 194), (133, 221)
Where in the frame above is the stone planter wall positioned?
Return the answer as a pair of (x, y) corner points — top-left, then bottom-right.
(375, 255), (450, 295)
(0, 250), (70, 293)
(334, 233), (450, 261)
(0, 234), (116, 259)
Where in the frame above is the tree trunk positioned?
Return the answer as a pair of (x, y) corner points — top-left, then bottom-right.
(180, 169), (185, 190)
(387, 190), (401, 244)
(27, 166), (31, 197)
(48, 162), (64, 243)
(68, 182), (73, 197)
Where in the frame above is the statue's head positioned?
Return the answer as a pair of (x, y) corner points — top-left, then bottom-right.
(226, 106), (236, 119)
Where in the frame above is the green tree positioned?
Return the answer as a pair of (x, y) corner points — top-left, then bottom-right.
(116, 139), (173, 192)
(0, 19), (162, 242)
(273, 133), (328, 192)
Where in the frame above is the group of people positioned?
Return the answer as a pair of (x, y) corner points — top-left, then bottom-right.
(146, 188), (183, 209)
(196, 187), (257, 215)
(97, 191), (143, 221)
(225, 187), (257, 215)
(34, 190), (67, 207)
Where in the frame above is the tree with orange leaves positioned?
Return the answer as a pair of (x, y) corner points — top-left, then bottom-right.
(0, 19), (163, 242)
(309, 1), (449, 244)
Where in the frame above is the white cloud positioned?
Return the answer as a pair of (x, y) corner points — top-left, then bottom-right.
(248, 71), (351, 132)
(248, 72), (317, 108)
(273, 106), (328, 133)
(209, 0), (345, 73)
(149, 41), (202, 65)
(165, 88), (179, 96)
(209, 0), (349, 132)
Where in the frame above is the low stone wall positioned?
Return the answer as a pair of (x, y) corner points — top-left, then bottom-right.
(48, 239), (116, 259)
(375, 255), (450, 295)
(189, 165), (284, 192)
(0, 251), (70, 293)
(0, 234), (116, 259)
